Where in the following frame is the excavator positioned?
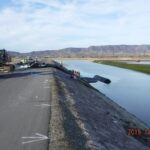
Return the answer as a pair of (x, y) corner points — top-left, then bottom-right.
(0, 49), (15, 72)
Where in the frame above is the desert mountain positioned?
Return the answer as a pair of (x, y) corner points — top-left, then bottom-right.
(8, 45), (150, 58)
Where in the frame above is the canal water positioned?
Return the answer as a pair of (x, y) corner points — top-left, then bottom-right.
(63, 60), (150, 126)
(124, 61), (150, 65)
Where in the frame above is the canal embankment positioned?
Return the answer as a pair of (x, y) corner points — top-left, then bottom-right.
(49, 64), (150, 150)
(94, 60), (150, 74)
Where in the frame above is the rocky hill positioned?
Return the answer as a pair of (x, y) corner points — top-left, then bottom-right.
(8, 45), (150, 58)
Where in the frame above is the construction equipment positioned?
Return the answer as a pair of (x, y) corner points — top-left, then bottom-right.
(0, 49), (15, 72)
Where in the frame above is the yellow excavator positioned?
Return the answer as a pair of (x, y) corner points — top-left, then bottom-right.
(0, 49), (15, 72)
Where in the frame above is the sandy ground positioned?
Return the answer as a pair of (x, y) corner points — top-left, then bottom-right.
(49, 68), (150, 150)
(12, 56), (150, 64)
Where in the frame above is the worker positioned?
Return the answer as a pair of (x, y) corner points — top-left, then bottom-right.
(71, 70), (80, 79)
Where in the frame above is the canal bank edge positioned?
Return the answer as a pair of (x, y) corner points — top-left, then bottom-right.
(48, 67), (150, 150)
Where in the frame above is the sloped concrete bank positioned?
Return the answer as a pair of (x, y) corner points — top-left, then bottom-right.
(48, 68), (150, 150)
(52, 60), (111, 85)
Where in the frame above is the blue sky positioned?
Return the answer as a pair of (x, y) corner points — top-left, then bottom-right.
(0, 0), (150, 52)
(0, 0), (12, 8)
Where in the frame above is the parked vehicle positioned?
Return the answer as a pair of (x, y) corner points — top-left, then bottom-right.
(0, 49), (15, 72)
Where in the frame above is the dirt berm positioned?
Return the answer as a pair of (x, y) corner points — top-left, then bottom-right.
(48, 68), (150, 150)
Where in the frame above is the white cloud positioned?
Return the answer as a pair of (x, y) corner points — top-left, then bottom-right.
(0, 0), (150, 52)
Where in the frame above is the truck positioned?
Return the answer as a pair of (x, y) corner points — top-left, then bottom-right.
(0, 49), (15, 72)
